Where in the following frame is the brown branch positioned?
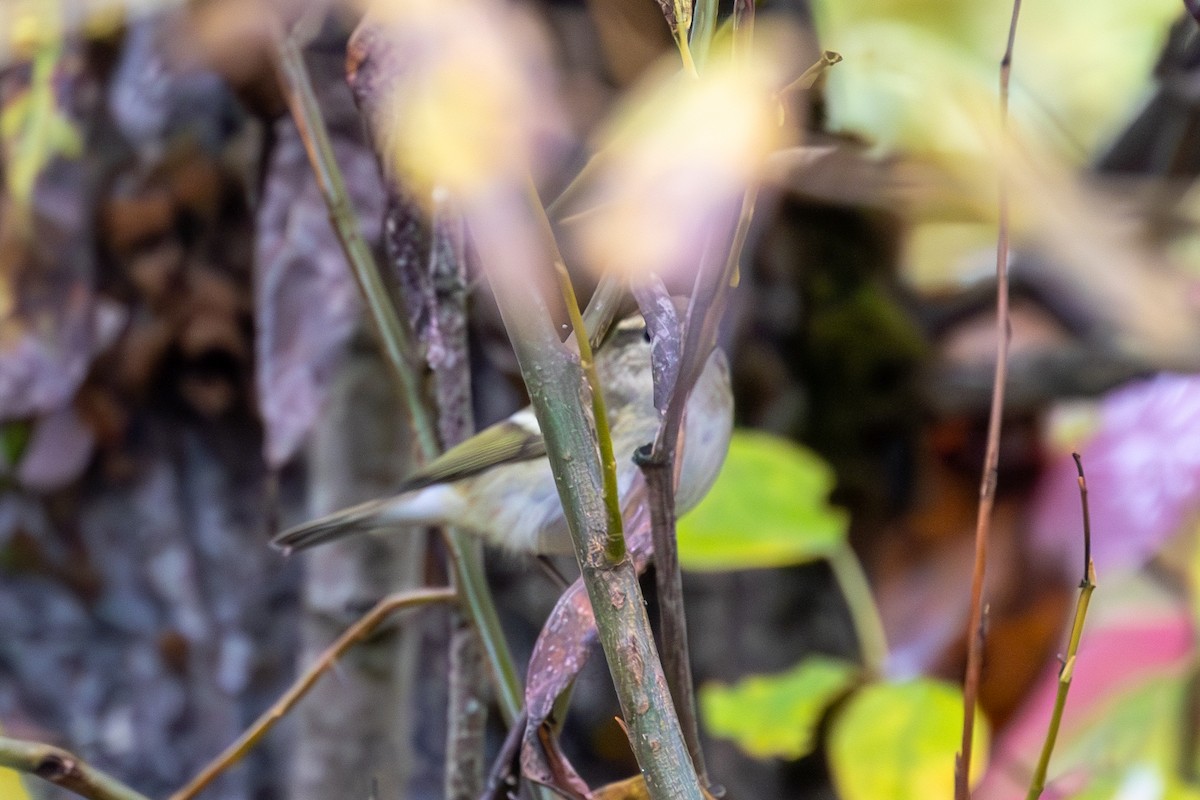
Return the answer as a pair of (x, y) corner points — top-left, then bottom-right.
(635, 189), (756, 787)
(480, 710), (528, 800)
(0, 738), (152, 800)
(170, 588), (456, 800)
(957, 2), (1023, 798)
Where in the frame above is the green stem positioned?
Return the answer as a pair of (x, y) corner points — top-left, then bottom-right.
(528, 180), (625, 563)
(688, 0), (718, 68)
(468, 185), (703, 800)
(580, 273), (625, 350)
(0, 737), (152, 800)
(445, 532), (522, 719)
(827, 545), (889, 676)
(676, 30), (699, 78)
(273, 33), (524, 725)
(1025, 564), (1096, 800)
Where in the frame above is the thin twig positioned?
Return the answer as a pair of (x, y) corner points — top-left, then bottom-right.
(0, 738), (152, 800)
(273, 29), (525, 724)
(1073, 453), (1091, 579)
(827, 544), (889, 675)
(273, 31), (438, 459)
(776, 50), (842, 99)
(480, 710), (528, 800)
(635, 188), (758, 787)
(424, 197), (490, 800)
(956, 3), (1022, 797)
(1024, 454), (1096, 800)
(170, 588), (456, 800)
(553, 257), (627, 563)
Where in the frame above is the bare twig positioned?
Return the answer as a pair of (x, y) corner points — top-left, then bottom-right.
(170, 588), (456, 800)
(1024, 454), (1096, 800)
(776, 51), (843, 100)
(957, 3), (1023, 797)
(634, 188), (756, 786)
(447, 617), (489, 800)
(480, 710), (528, 800)
(421, 196), (491, 800)
(0, 738), (152, 800)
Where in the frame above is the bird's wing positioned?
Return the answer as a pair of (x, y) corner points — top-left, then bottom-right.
(399, 408), (547, 491)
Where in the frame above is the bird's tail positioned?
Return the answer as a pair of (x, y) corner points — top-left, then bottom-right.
(271, 486), (458, 553)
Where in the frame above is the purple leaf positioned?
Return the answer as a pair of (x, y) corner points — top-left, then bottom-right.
(632, 278), (682, 413)
(16, 404), (96, 492)
(253, 117), (386, 467)
(521, 488), (654, 795)
(0, 286), (124, 420)
(1031, 373), (1200, 572)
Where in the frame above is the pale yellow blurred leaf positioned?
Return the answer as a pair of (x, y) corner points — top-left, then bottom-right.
(570, 33), (798, 283)
(0, 724), (33, 800)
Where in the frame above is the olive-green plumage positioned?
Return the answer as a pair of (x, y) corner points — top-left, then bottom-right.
(273, 315), (734, 555)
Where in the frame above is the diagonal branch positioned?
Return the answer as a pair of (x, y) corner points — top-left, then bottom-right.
(170, 588), (456, 800)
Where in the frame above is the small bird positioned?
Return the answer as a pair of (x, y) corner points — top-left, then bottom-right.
(272, 314), (733, 555)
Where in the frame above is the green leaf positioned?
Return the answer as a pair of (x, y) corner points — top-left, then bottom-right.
(812, 0), (1178, 160)
(828, 679), (988, 800)
(1047, 670), (1190, 789)
(1067, 766), (1200, 800)
(699, 656), (860, 759)
(678, 430), (848, 570)
(0, 420), (32, 469)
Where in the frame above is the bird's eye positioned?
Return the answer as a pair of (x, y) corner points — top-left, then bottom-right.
(642, 328), (652, 343)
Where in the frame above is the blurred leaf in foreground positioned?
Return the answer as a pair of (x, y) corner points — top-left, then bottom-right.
(1032, 374), (1200, 574)
(1035, 669), (1192, 797)
(0, 42), (81, 215)
(828, 679), (988, 800)
(364, 0), (566, 199)
(699, 656), (859, 759)
(813, 0), (1177, 161)
(677, 430), (848, 570)
(568, 32), (796, 288)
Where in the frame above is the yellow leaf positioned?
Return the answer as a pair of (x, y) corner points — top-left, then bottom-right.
(0, 723), (33, 800)
(1, 42), (83, 212)
(828, 679), (988, 800)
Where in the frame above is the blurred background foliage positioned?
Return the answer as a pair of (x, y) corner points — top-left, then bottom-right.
(3, 0), (1200, 799)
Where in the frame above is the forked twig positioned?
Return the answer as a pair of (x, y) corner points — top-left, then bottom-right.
(1024, 454), (1096, 800)
(957, 1), (1023, 797)
(169, 588), (456, 800)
